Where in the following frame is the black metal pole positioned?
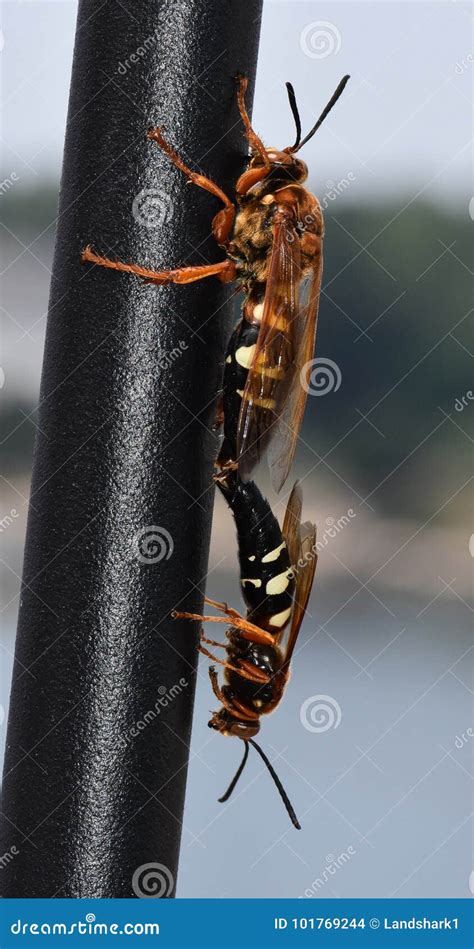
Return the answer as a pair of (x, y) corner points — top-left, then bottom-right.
(1, 0), (262, 898)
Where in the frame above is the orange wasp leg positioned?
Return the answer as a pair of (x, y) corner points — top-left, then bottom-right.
(147, 128), (235, 245)
(200, 633), (227, 650)
(208, 667), (259, 721)
(172, 608), (275, 648)
(236, 75), (269, 168)
(199, 644), (269, 685)
(147, 127), (233, 209)
(81, 247), (236, 286)
(235, 74), (271, 195)
(174, 600), (272, 683)
(208, 666), (228, 705)
(237, 659), (271, 683)
(229, 694), (260, 721)
(203, 595), (241, 619)
(213, 463), (238, 484)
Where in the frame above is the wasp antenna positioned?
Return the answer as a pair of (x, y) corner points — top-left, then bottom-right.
(248, 738), (301, 829)
(293, 74), (350, 153)
(285, 82), (301, 151)
(218, 740), (250, 803)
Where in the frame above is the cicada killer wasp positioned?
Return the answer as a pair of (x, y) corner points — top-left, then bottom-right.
(82, 74), (349, 491)
(173, 477), (317, 829)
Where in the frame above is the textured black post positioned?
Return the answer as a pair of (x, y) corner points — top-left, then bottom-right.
(0, 0), (262, 897)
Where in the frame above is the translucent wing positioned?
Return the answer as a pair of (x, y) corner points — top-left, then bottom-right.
(281, 519), (317, 673)
(236, 213), (302, 483)
(236, 210), (323, 493)
(281, 480), (303, 574)
(267, 252), (323, 493)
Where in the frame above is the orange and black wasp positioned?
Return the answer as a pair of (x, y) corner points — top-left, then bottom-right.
(82, 74), (350, 492)
(173, 475), (317, 829)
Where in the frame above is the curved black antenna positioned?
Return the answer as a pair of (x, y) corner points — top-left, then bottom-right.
(285, 81), (301, 151)
(248, 738), (301, 829)
(218, 740), (250, 803)
(292, 74), (350, 153)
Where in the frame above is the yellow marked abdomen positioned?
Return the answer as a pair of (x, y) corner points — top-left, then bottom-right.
(235, 344), (256, 369)
(262, 541), (286, 563)
(269, 607), (292, 628)
(266, 570), (292, 596)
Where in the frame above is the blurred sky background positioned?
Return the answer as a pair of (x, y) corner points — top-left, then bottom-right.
(1, 0), (472, 899)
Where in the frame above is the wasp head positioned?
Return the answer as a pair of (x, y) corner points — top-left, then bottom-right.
(208, 708), (260, 739)
(249, 149), (308, 183)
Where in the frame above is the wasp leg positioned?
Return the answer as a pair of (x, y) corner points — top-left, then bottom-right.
(230, 622), (276, 648)
(147, 128), (233, 209)
(201, 633), (227, 650)
(203, 596), (241, 619)
(81, 248), (236, 285)
(147, 128), (235, 245)
(230, 695), (260, 720)
(213, 459), (238, 478)
(200, 632), (269, 678)
(208, 666), (226, 704)
(236, 75), (269, 168)
(172, 608), (276, 648)
(237, 659), (270, 683)
(208, 667), (259, 720)
(213, 464), (238, 492)
(199, 645), (268, 684)
(174, 611), (227, 623)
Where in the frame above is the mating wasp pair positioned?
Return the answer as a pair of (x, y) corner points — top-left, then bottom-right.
(82, 74), (349, 827)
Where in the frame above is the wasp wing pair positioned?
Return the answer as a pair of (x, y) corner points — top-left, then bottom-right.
(236, 215), (322, 493)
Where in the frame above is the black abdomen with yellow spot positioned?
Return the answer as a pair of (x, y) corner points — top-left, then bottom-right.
(217, 315), (260, 470)
(217, 472), (294, 635)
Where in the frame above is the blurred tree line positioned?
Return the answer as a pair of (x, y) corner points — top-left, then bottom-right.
(1, 184), (472, 519)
